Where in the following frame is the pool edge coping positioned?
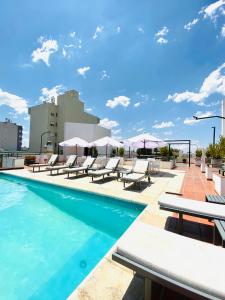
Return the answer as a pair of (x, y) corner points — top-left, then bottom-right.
(0, 170), (149, 298)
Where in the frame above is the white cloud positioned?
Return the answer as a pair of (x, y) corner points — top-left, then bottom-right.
(137, 128), (144, 132)
(99, 118), (119, 129)
(184, 18), (199, 30)
(134, 102), (141, 107)
(167, 62), (225, 104)
(77, 66), (90, 77)
(112, 128), (121, 135)
(31, 38), (58, 66)
(156, 37), (168, 44)
(183, 111), (214, 125)
(93, 26), (104, 39)
(202, 0), (225, 21)
(116, 26), (121, 33)
(153, 121), (175, 129)
(155, 26), (169, 44)
(100, 70), (110, 80)
(221, 24), (225, 37)
(39, 85), (65, 103)
(85, 107), (93, 112)
(0, 88), (28, 114)
(62, 48), (67, 57)
(155, 26), (169, 37)
(70, 31), (76, 38)
(138, 26), (144, 34)
(106, 95), (130, 108)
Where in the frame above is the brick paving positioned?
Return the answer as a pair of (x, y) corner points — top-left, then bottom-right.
(168, 163), (217, 243)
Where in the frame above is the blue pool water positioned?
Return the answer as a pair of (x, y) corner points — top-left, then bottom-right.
(0, 173), (144, 300)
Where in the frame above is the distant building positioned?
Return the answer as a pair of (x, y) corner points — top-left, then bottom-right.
(28, 90), (111, 153)
(222, 100), (225, 136)
(0, 119), (23, 151)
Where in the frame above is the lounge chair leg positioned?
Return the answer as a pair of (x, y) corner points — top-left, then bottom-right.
(178, 212), (183, 234)
(92, 175), (93, 182)
(144, 278), (152, 300)
(103, 175), (104, 182)
(123, 181), (125, 188)
(67, 173), (69, 179)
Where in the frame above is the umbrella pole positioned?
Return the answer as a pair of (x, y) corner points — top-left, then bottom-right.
(76, 144), (77, 155)
(129, 147), (130, 158)
(106, 145), (108, 157)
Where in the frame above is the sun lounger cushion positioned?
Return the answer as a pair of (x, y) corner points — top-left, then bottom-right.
(121, 173), (145, 182)
(48, 154), (58, 165)
(88, 169), (112, 176)
(159, 194), (225, 220)
(65, 166), (87, 173)
(116, 221), (225, 299)
(133, 160), (149, 173)
(105, 158), (120, 170)
(64, 157), (95, 174)
(82, 157), (95, 168)
(46, 155), (77, 170)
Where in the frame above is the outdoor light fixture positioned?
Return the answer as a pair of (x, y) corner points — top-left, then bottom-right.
(193, 115), (225, 120)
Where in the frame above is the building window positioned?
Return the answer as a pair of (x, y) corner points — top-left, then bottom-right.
(56, 113), (58, 117)
(50, 122), (54, 127)
(55, 133), (57, 137)
(51, 112), (55, 116)
(55, 122), (57, 127)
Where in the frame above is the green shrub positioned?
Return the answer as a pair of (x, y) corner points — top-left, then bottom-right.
(160, 146), (169, 156)
(24, 155), (36, 165)
(206, 144), (221, 159)
(195, 149), (202, 158)
(118, 147), (124, 157)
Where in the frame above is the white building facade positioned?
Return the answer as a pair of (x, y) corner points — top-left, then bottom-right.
(63, 122), (111, 155)
(29, 90), (111, 153)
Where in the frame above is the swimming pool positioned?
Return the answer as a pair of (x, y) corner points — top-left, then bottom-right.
(0, 173), (145, 299)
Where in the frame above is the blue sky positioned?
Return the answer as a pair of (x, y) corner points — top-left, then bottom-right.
(0, 0), (225, 149)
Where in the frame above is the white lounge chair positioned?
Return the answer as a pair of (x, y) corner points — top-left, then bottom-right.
(158, 193), (225, 234)
(88, 157), (120, 182)
(64, 156), (96, 179)
(112, 221), (225, 300)
(121, 159), (150, 189)
(30, 154), (58, 172)
(46, 155), (77, 175)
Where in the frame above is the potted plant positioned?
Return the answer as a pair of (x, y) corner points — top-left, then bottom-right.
(195, 148), (202, 166)
(118, 147), (124, 157)
(207, 144), (222, 166)
(160, 146), (169, 161)
(24, 155), (36, 165)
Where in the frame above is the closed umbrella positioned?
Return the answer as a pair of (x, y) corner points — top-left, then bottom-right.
(59, 137), (91, 154)
(90, 136), (123, 157)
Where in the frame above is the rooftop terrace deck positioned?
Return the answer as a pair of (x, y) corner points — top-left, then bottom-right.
(1, 164), (219, 299)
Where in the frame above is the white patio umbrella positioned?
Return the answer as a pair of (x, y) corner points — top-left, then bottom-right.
(59, 137), (91, 154)
(125, 133), (167, 149)
(90, 136), (123, 157)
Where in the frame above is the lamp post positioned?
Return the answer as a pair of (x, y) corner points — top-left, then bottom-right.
(40, 131), (51, 154)
(193, 115), (225, 146)
(212, 126), (216, 146)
